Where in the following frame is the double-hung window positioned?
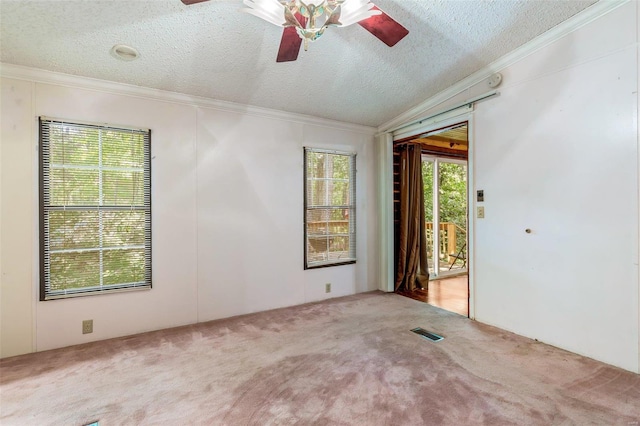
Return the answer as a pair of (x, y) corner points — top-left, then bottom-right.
(304, 148), (356, 269)
(39, 118), (151, 300)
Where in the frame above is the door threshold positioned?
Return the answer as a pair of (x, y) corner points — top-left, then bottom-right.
(430, 271), (468, 281)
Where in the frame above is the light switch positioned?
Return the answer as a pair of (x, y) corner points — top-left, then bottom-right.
(477, 206), (485, 219)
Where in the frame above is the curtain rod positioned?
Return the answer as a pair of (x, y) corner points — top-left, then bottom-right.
(393, 141), (421, 147)
(386, 91), (499, 135)
(393, 141), (468, 159)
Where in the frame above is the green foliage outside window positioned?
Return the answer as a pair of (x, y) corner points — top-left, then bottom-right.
(40, 119), (151, 299)
(422, 160), (467, 260)
(305, 149), (356, 268)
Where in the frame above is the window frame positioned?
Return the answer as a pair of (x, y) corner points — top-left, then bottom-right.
(39, 117), (152, 300)
(303, 147), (356, 270)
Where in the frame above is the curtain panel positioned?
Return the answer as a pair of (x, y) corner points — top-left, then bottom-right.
(395, 144), (429, 292)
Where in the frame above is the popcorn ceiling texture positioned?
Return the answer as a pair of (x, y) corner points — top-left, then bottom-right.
(0, 0), (597, 127)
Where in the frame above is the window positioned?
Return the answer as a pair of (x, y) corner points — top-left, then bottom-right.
(304, 148), (356, 269)
(39, 118), (151, 300)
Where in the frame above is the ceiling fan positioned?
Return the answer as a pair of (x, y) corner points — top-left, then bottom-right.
(180, 0), (409, 62)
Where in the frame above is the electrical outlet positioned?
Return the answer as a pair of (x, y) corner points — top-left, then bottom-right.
(82, 319), (93, 334)
(477, 206), (485, 219)
(325, 283), (331, 293)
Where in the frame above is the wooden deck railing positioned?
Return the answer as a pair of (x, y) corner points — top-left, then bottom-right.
(307, 220), (349, 234)
(425, 222), (466, 261)
(307, 220), (466, 263)
(307, 220), (350, 259)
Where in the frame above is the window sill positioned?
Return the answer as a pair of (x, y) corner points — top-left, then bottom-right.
(42, 285), (151, 301)
(304, 260), (356, 270)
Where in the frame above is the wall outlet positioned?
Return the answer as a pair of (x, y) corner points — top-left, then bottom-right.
(82, 319), (93, 334)
(325, 283), (331, 293)
(477, 206), (485, 219)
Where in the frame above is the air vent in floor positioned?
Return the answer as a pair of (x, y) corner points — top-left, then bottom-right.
(411, 327), (444, 342)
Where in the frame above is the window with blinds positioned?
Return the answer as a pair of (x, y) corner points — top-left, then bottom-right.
(39, 118), (151, 300)
(304, 148), (356, 269)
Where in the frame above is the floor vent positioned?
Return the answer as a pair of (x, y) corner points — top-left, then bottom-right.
(411, 328), (444, 342)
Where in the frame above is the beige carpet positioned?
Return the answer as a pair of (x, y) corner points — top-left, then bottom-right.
(1, 292), (639, 425)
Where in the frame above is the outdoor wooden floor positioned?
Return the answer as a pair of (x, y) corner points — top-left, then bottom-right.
(397, 275), (468, 317)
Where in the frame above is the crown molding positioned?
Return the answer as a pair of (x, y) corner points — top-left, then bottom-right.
(378, 0), (629, 133)
(0, 63), (376, 136)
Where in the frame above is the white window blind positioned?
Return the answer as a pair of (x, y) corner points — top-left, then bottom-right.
(304, 148), (356, 269)
(39, 118), (151, 300)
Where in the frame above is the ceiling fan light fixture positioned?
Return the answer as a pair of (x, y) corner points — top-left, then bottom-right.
(242, 0), (381, 46)
(110, 44), (140, 61)
(235, 0), (408, 62)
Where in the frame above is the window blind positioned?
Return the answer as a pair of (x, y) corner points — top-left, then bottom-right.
(304, 148), (356, 269)
(39, 118), (151, 300)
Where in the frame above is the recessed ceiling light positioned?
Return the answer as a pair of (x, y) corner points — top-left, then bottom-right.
(110, 44), (139, 61)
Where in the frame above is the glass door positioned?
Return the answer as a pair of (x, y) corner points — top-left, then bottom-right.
(422, 156), (467, 278)
(422, 158), (437, 275)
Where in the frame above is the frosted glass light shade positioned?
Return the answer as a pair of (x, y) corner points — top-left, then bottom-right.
(242, 0), (381, 28)
(242, 0), (286, 27)
(241, 0), (383, 53)
(338, 0), (380, 27)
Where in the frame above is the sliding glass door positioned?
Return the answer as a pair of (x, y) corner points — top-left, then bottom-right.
(422, 156), (468, 277)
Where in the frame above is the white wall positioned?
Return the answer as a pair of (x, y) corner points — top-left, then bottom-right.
(196, 108), (376, 321)
(384, 2), (640, 372)
(0, 76), (377, 357)
(1, 79), (35, 356)
(475, 1), (638, 373)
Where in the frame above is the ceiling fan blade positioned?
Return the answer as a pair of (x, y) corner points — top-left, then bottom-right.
(358, 6), (409, 47)
(276, 14), (307, 63)
(180, 0), (209, 4)
(277, 27), (303, 62)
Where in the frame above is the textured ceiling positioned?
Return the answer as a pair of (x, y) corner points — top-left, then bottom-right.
(0, 0), (598, 127)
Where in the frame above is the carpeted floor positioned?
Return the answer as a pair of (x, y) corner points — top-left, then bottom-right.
(1, 292), (639, 425)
